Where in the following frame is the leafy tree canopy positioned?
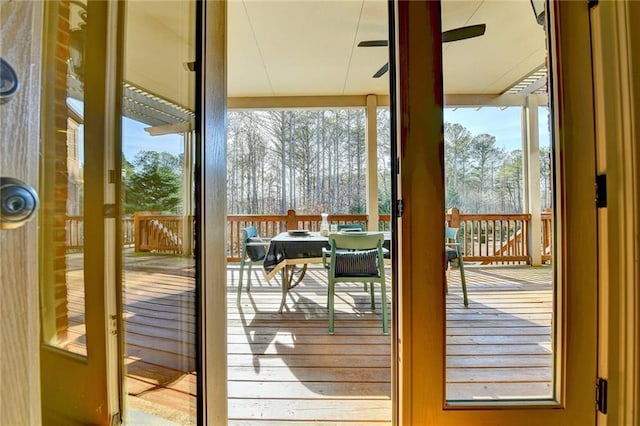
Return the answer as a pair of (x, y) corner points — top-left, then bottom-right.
(124, 151), (182, 214)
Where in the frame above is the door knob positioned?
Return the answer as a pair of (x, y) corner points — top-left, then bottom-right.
(1, 177), (39, 230)
(0, 58), (19, 105)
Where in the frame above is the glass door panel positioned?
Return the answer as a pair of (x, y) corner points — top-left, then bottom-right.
(40, 0), (88, 357)
(442, 0), (556, 403)
(120, 1), (197, 424)
(39, 1), (118, 423)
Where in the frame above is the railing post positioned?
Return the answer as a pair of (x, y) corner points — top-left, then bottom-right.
(286, 209), (297, 231)
(134, 212), (141, 253)
(448, 208), (460, 228)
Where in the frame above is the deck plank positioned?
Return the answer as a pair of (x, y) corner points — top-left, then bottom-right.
(109, 260), (555, 423)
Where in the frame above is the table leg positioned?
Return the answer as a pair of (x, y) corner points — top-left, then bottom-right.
(287, 264), (307, 288)
(278, 267), (287, 313)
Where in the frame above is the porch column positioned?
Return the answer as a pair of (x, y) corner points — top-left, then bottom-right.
(521, 106), (530, 213)
(525, 96), (542, 265)
(182, 130), (194, 255)
(366, 94), (379, 231)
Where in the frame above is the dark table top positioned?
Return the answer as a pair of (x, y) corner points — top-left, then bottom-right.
(263, 231), (391, 274)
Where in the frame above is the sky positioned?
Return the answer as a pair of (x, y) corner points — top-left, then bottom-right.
(444, 106), (551, 153)
(122, 118), (183, 162)
(68, 98), (183, 162)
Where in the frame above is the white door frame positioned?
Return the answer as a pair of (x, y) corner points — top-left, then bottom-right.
(590, 1), (640, 425)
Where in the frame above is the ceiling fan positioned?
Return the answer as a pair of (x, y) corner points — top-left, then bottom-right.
(358, 23), (487, 78)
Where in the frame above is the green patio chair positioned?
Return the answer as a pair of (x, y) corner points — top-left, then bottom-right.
(322, 223), (371, 290)
(337, 223), (363, 231)
(446, 226), (468, 306)
(321, 223), (363, 267)
(326, 232), (388, 334)
(237, 226), (269, 304)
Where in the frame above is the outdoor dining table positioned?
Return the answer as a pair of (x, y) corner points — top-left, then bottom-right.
(263, 231), (391, 313)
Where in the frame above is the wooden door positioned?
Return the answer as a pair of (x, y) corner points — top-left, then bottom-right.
(2, 1), (231, 424)
(396, 1), (598, 424)
(2, 1), (124, 423)
(2, 2), (120, 423)
(0, 1), (44, 424)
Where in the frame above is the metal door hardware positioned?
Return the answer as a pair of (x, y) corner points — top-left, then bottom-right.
(0, 58), (19, 105)
(1, 177), (39, 230)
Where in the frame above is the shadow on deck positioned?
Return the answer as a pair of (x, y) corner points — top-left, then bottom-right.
(117, 253), (553, 424)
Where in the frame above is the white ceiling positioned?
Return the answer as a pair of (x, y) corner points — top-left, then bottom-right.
(227, 0), (390, 97)
(125, 0), (547, 109)
(227, 0), (546, 98)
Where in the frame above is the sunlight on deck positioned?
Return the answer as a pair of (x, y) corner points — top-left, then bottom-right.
(113, 254), (553, 424)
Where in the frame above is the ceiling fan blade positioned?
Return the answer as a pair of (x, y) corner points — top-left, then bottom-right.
(373, 62), (389, 78)
(358, 40), (388, 47)
(361, 25), (485, 79)
(442, 23), (486, 43)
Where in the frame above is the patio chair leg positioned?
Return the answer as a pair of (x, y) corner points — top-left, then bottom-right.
(381, 280), (388, 335)
(326, 288), (329, 311)
(370, 282), (375, 310)
(445, 265), (449, 294)
(247, 264), (252, 291)
(459, 261), (468, 307)
(328, 282), (335, 334)
(237, 261), (245, 304)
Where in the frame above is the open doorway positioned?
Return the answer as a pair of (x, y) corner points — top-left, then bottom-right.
(225, 2), (393, 423)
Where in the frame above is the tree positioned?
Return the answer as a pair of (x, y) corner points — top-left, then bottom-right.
(294, 111), (317, 209)
(124, 151), (182, 214)
(495, 150), (523, 213)
(468, 133), (502, 212)
(444, 122), (473, 210)
(377, 109), (392, 214)
(226, 108), (381, 215)
(540, 146), (552, 210)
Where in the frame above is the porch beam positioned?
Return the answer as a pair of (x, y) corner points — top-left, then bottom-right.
(227, 93), (547, 110)
(228, 94), (389, 109)
(366, 94), (380, 231)
(445, 93), (547, 108)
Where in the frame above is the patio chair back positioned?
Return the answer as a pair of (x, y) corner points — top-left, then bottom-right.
(327, 232), (388, 334)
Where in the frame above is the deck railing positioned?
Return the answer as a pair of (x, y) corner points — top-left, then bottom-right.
(134, 213), (185, 254)
(66, 209), (553, 264)
(66, 215), (135, 251)
(447, 208), (552, 264)
(541, 211), (552, 263)
(448, 212), (530, 263)
(226, 210), (392, 261)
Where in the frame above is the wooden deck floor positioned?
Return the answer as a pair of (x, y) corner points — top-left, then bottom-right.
(116, 258), (553, 424)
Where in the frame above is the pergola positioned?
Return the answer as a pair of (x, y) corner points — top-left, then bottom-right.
(122, 0), (549, 264)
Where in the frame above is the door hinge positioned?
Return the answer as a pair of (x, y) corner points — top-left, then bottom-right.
(596, 377), (608, 414)
(110, 411), (122, 426)
(588, 0), (599, 9)
(596, 174), (607, 208)
(109, 314), (118, 335)
(396, 199), (404, 217)
(104, 204), (117, 218)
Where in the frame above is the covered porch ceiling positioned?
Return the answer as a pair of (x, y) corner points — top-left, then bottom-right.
(123, 0), (547, 124)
